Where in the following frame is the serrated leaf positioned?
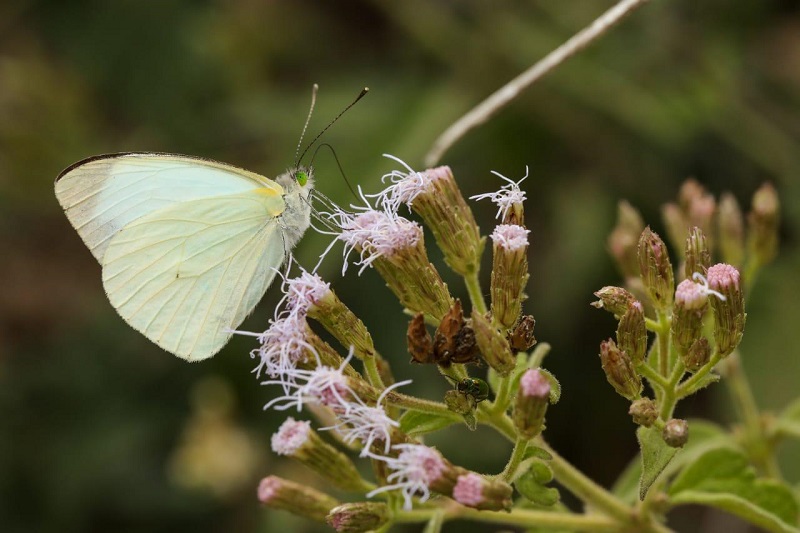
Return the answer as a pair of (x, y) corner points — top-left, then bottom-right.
(613, 420), (733, 503)
(398, 411), (456, 436)
(515, 470), (560, 507)
(669, 448), (800, 532)
(776, 398), (800, 440)
(638, 426), (679, 500)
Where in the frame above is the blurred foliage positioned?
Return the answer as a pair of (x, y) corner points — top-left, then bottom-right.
(0, 1), (798, 532)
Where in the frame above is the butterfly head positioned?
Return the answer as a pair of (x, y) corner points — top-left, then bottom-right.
(277, 166), (314, 199)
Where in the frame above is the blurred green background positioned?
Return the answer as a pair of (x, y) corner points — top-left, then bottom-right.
(1, 1), (799, 532)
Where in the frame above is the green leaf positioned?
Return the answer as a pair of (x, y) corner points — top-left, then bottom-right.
(638, 425), (679, 500)
(680, 372), (721, 397)
(613, 420), (733, 503)
(462, 411), (478, 431)
(398, 411), (456, 436)
(538, 368), (561, 404)
(669, 448), (800, 532)
(776, 398), (800, 440)
(522, 445), (553, 462)
(515, 469), (560, 507)
(529, 460), (554, 484)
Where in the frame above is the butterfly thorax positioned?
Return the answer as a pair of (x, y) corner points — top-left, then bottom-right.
(276, 167), (313, 249)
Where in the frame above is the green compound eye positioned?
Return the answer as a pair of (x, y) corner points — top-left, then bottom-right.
(296, 170), (308, 186)
(457, 378), (490, 403)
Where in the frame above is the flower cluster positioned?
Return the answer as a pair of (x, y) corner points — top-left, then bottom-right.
(593, 177), (779, 448)
(243, 166), (784, 532)
(245, 160), (550, 526)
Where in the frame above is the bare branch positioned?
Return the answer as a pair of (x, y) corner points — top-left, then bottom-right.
(424, 0), (651, 167)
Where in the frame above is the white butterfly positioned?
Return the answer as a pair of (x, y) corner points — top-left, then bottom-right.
(55, 153), (314, 361)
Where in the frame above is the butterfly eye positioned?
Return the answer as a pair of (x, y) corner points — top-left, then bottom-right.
(296, 170), (308, 186)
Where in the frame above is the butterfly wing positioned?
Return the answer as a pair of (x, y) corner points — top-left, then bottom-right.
(101, 190), (288, 361)
(55, 153), (281, 262)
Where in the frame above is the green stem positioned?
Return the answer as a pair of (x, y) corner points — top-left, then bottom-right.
(644, 317), (661, 332)
(658, 360), (686, 420)
(656, 311), (670, 376)
(490, 375), (513, 415)
(501, 436), (529, 481)
(464, 270), (489, 315)
(363, 356), (386, 389)
(675, 351), (722, 399)
(535, 437), (635, 525)
(638, 363), (669, 390)
(384, 391), (460, 420)
(395, 507), (621, 531)
(722, 352), (783, 478)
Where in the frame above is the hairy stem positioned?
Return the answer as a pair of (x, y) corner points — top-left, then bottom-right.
(395, 507), (621, 531)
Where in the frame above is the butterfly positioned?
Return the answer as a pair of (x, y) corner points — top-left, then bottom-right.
(55, 152), (315, 361)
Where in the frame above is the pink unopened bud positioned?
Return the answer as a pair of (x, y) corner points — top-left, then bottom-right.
(608, 201), (645, 279)
(327, 502), (390, 532)
(672, 279), (708, 357)
(718, 192), (745, 267)
(257, 476), (339, 523)
(452, 473), (513, 511)
(662, 419), (689, 448)
(684, 227), (711, 280)
(599, 339), (642, 400)
(514, 369), (551, 438)
(490, 224), (530, 329)
(616, 301), (647, 365)
(629, 398), (658, 427)
(706, 263), (745, 356)
(591, 286), (637, 317)
(747, 182), (779, 267)
(271, 418), (369, 493)
(638, 227), (675, 309)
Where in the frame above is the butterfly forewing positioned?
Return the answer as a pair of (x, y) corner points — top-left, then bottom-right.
(101, 191), (287, 361)
(55, 153), (280, 261)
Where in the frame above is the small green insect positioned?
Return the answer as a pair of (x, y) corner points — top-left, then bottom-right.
(453, 377), (490, 403)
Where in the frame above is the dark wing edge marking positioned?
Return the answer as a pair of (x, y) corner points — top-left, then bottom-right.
(55, 152), (269, 183)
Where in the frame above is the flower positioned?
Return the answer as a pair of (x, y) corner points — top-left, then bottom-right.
(367, 444), (448, 509)
(337, 208), (423, 275)
(263, 352), (357, 413)
(282, 269), (332, 315)
(470, 168), (528, 223)
(237, 311), (314, 387)
(377, 154), (440, 212)
(323, 380), (412, 457)
(376, 157), (484, 276)
(271, 417), (311, 456)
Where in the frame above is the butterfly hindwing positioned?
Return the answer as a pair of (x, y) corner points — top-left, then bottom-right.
(101, 189), (288, 361)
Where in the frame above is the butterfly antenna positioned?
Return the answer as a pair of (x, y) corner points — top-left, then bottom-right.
(297, 87), (369, 165)
(311, 143), (358, 199)
(294, 84), (320, 167)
